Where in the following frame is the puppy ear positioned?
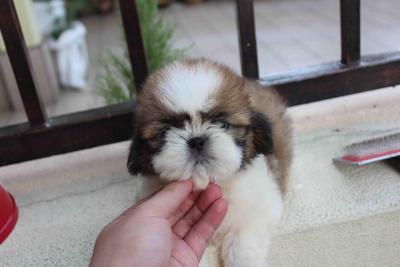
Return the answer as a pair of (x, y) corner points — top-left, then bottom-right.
(127, 135), (142, 175)
(251, 112), (274, 155)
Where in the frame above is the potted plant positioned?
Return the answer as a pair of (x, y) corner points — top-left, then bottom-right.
(98, 0), (187, 104)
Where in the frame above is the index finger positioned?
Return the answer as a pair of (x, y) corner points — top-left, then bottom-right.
(138, 179), (194, 218)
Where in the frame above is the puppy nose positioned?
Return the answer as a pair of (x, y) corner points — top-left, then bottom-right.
(188, 137), (206, 151)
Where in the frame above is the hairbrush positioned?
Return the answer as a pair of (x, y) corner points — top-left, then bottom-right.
(334, 132), (400, 165)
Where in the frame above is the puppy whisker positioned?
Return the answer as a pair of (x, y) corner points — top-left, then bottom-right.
(177, 134), (186, 140)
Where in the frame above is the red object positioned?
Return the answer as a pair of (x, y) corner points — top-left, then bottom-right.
(341, 148), (400, 164)
(0, 184), (18, 244)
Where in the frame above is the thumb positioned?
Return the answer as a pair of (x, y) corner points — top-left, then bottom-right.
(138, 179), (194, 218)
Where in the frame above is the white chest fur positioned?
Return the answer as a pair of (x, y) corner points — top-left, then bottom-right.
(204, 155), (283, 267)
(218, 154), (283, 232)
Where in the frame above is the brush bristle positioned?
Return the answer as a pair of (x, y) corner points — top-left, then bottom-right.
(343, 132), (400, 157)
(335, 132), (400, 165)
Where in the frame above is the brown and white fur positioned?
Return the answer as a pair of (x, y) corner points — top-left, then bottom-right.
(127, 59), (292, 267)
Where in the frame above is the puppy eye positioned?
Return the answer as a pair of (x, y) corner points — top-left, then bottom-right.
(215, 120), (231, 130)
(157, 130), (166, 137)
(160, 118), (184, 129)
(211, 117), (232, 130)
(151, 128), (167, 140)
(171, 121), (184, 129)
(221, 121), (231, 130)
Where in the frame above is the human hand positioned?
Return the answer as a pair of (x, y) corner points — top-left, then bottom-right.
(90, 180), (228, 267)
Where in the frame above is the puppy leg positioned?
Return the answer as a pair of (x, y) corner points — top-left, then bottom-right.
(221, 228), (272, 267)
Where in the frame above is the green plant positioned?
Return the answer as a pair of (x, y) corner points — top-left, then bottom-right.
(98, 0), (187, 105)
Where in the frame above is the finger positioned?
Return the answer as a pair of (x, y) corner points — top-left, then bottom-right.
(169, 235), (198, 267)
(184, 198), (228, 261)
(172, 183), (222, 237)
(169, 190), (200, 225)
(138, 179), (194, 218)
(118, 185), (165, 219)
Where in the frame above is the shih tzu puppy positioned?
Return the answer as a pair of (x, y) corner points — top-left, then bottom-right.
(127, 58), (292, 267)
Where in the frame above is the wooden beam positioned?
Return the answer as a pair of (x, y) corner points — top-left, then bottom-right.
(260, 52), (400, 106)
(0, 0), (47, 126)
(0, 102), (134, 166)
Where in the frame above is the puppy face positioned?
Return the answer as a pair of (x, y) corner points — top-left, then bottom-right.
(128, 59), (273, 189)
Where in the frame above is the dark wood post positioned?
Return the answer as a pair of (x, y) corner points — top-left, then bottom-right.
(236, 0), (259, 79)
(0, 0), (47, 126)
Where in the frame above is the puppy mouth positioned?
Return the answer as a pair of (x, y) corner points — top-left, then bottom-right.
(191, 153), (212, 166)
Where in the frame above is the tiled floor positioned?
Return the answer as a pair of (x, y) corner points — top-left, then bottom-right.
(1, 0), (399, 127)
(164, 0), (400, 74)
